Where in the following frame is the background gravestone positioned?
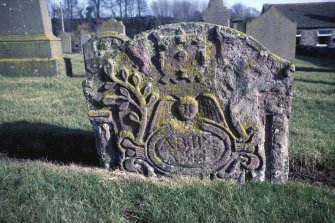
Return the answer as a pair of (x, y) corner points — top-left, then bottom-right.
(246, 6), (297, 61)
(83, 23), (294, 183)
(83, 19), (128, 76)
(0, 0), (65, 76)
(99, 19), (126, 35)
(83, 32), (129, 75)
(80, 34), (92, 54)
(203, 0), (229, 26)
(59, 32), (72, 54)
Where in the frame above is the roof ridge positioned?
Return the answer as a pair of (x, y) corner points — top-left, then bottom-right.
(264, 2), (335, 6)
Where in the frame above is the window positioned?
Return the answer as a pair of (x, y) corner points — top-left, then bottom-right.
(296, 30), (301, 45)
(317, 29), (332, 46)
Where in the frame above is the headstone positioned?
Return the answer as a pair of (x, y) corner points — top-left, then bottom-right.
(83, 23), (295, 183)
(59, 32), (72, 54)
(83, 19), (127, 75)
(203, 0), (229, 27)
(99, 19), (126, 35)
(246, 6), (297, 61)
(0, 0), (65, 76)
(83, 32), (129, 75)
(80, 34), (92, 53)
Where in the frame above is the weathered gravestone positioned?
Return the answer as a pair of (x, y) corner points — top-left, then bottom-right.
(0, 0), (65, 76)
(59, 32), (72, 54)
(203, 0), (229, 27)
(83, 23), (295, 183)
(99, 19), (126, 35)
(80, 34), (92, 53)
(83, 19), (128, 76)
(83, 32), (129, 75)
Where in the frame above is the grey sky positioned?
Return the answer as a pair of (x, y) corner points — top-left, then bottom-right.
(223, 0), (331, 11)
(77, 0), (331, 14)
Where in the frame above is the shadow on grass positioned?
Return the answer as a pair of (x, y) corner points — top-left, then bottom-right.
(295, 67), (335, 72)
(0, 121), (99, 166)
(295, 78), (335, 86)
(295, 55), (335, 72)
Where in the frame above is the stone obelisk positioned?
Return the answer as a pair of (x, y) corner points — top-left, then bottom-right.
(0, 0), (65, 76)
(203, 0), (229, 27)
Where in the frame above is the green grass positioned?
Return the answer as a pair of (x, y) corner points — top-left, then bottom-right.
(289, 70), (335, 171)
(0, 159), (334, 223)
(0, 54), (334, 222)
(295, 55), (335, 71)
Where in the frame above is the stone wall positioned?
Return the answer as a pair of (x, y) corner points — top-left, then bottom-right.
(300, 30), (318, 46)
(299, 29), (335, 47)
(246, 6), (297, 62)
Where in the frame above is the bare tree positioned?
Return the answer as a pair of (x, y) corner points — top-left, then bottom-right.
(63, 0), (78, 18)
(135, 0), (148, 16)
(245, 7), (260, 17)
(101, 0), (117, 17)
(51, 3), (60, 18)
(115, 0), (124, 17)
(124, 0), (129, 17)
(229, 3), (259, 18)
(198, 0), (208, 13)
(124, 0), (136, 17)
(230, 3), (245, 18)
(150, 1), (159, 16)
(171, 0), (196, 21)
(151, 0), (171, 17)
(91, 0), (101, 18)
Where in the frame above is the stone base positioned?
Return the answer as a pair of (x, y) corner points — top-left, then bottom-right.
(0, 34), (63, 58)
(0, 34), (66, 76)
(0, 57), (66, 76)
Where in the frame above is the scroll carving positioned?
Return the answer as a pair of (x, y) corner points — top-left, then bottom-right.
(83, 23), (294, 182)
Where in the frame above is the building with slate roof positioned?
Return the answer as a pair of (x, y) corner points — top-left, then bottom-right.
(262, 2), (335, 48)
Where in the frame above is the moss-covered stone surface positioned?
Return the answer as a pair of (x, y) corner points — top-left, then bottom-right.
(83, 23), (294, 183)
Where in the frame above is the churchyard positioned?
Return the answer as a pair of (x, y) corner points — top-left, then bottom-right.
(0, 53), (334, 222)
(0, 0), (334, 222)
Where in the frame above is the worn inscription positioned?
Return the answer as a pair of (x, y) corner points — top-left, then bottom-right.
(83, 23), (294, 182)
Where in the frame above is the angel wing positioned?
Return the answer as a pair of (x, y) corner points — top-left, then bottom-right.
(196, 94), (226, 124)
(149, 96), (177, 133)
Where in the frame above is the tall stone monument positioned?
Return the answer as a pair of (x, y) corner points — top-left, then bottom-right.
(203, 0), (229, 26)
(83, 23), (294, 183)
(0, 0), (65, 76)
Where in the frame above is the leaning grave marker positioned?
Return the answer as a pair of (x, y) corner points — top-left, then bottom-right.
(83, 23), (294, 183)
(80, 34), (92, 53)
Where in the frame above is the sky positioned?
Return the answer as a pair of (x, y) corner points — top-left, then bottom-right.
(77, 0), (331, 14)
(222, 0), (331, 11)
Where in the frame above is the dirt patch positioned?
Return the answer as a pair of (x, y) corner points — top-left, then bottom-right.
(289, 166), (335, 189)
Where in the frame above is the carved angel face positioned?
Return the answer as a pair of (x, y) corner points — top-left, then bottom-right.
(177, 97), (198, 121)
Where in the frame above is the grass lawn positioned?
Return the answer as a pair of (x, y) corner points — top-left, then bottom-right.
(0, 54), (334, 222)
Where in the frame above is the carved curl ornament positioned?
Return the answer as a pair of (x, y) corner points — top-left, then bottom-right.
(83, 23), (294, 182)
